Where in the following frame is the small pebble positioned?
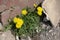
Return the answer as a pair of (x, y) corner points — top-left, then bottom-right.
(49, 30), (53, 32)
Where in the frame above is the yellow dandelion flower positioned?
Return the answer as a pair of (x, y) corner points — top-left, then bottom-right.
(13, 17), (18, 23)
(37, 11), (42, 16)
(17, 18), (24, 25)
(34, 4), (37, 8)
(16, 23), (22, 29)
(13, 17), (24, 29)
(22, 9), (27, 15)
(16, 18), (24, 29)
(37, 7), (43, 11)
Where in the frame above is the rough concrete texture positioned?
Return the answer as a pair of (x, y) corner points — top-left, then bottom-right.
(39, 22), (60, 40)
(42, 0), (60, 27)
(0, 30), (15, 40)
